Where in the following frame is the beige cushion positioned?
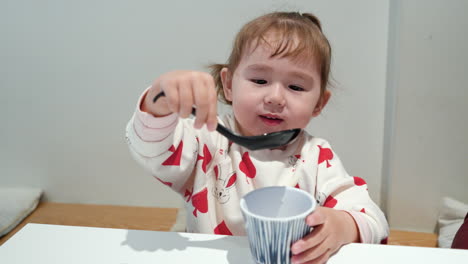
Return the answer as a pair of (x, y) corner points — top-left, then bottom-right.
(170, 205), (187, 232)
(0, 187), (43, 237)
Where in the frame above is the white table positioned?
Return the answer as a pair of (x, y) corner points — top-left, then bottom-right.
(1, 223), (467, 263)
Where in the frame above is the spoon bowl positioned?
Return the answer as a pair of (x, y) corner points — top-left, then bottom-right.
(153, 91), (301, 151)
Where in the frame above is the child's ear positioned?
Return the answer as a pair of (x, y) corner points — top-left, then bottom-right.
(312, 90), (331, 117)
(220, 67), (233, 102)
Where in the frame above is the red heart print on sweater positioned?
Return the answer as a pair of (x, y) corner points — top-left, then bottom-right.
(214, 165), (219, 179)
(214, 221), (233, 235)
(154, 176), (173, 187)
(317, 145), (333, 168)
(353, 176), (366, 186)
(197, 144), (212, 173)
(162, 141), (183, 166)
(239, 152), (256, 181)
(191, 187), (208, 217)
(323, 195), (337, 208)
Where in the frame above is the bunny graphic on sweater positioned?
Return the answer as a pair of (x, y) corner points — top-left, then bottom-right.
(212, 165), (237, 204)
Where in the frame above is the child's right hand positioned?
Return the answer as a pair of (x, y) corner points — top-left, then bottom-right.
(290, 207), (359, 264)
(141, 70), (218, 131)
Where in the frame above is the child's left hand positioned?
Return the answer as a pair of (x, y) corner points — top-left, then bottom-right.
(290, 207), (360, 264)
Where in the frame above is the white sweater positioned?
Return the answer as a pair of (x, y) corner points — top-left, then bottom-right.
(126, 92), (389, 244)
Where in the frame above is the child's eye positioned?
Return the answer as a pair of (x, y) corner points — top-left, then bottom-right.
(251, 79), (267, 85)
(289, 85), (304, 91)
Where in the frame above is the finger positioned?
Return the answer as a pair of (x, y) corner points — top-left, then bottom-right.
(206, 92), (218, 131)
(145, 83), (167, 116)
(306, 207), (327, 227)
(160, 79), (179, 114)
(204, 77), (218, 131)
(307, 249), (332, 264)
(291, 224), (326, 255)
(193, 77), (209, 129)
(315, 251), (332, 264)
(291, 238), (332, 264)
(178, 79), (194, 118)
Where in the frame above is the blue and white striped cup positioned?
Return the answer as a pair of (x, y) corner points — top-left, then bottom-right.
(240, 186), (316, 264)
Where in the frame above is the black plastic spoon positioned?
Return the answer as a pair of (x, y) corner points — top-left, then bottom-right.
(153, 91), (301, 151)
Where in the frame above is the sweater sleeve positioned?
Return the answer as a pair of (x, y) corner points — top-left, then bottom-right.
(314, 140), (389, 244)
(125, 87), (200, 195)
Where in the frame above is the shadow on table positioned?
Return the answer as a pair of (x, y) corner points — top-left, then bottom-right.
(121, 229), (253, 263)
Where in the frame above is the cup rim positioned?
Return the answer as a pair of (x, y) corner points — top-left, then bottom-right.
(239, 186), (316, 222)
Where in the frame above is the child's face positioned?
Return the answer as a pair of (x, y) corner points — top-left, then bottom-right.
(221, 42), (330, 137)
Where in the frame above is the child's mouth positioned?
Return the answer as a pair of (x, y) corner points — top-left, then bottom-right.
(259, 115), (284, 126)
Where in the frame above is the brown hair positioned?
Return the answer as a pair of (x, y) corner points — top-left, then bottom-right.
(210, 12), (332, 105)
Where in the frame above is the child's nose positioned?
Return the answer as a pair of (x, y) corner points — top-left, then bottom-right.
(264, 84), (286, 106)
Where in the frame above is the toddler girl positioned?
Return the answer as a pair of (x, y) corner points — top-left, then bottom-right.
(126, 11), (389, 264)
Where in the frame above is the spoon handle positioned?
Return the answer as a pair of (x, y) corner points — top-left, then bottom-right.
(152, 90), (202, 120)
(152, 90), (166, 103)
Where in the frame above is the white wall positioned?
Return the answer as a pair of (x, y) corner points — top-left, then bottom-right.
(385, 0), (468, 232)
(0, 1), (389, 216)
